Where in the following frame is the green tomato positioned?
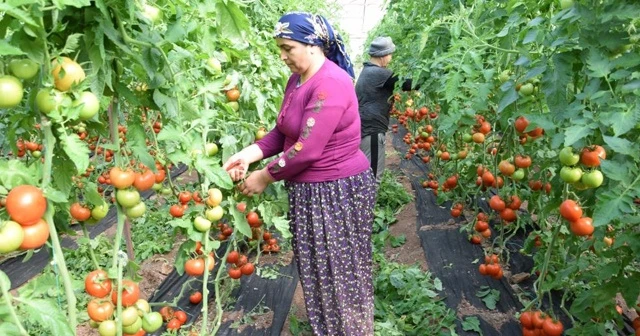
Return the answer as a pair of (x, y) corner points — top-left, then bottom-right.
(116, 189), (141, 208)
(581, 170), (604, 188)
(89, 320), (100, 328)
(73, 91), (100, 120)
(122, 316), (142, 334)
(160, 187), (172, 195)
(151, 183), (163, 191)
(36, 88), (71, 115)
(98, 320), (117, 336)
(205, 143), (219, 156)
(559, 147), (579, 166)
(121, 307), (140, 326)
(9, 59), (39, 80)
(0, 221), (24, 253)
(125, 202), (146, 219)
(511, 169), (526, 181)
(31, 150), (42, 158)
(91, 203), (109, 221)
(560, 166), (583, 183)
(519, 83), (534, 96)
(498, 70), (510, 83)
(142, 4), (162, 23)
(462, 133), (473, 143)
(206, 57), (222, 74)
(134, 299), (151, 316)
(142, 312), (163, 333)
(205, 206), (224, 222)
(560, 0), (574, 9)
(0, 76), (24, 108)
(194, 216), (212, 232)
(227, 101), (239, 112)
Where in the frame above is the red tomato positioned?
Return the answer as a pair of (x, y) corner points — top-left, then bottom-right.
(5, 185), (47, 226)
(85, 270), (112, 298)
(87, 298), (114, 322)
(189, 291), (203, 304)
(19, 219), (50, 250)
(111, 280), (140, 307)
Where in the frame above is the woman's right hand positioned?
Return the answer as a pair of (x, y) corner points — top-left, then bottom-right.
(222, 154), (249, 181)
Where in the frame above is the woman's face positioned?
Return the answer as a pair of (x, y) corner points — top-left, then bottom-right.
(276, 38), (313, 74)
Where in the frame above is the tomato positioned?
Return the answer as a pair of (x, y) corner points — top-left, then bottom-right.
(508, 195), (522, 210)
(559, 147), (579, 166)
(92, 203), (109, 221)
(500, 208), (517, 222)
(134, 299), (150, 316)
(88, 299), (114, 322)
(6, 185), (47, 226)
(227, 251), (240, 264)
(256, 128), (267, 140)
(205, 143), (219, 156)
(159, 306), (174, 321)
(0, 75), (23, 108)
(206, 57), (222, 74)
(122, 316), (142, 334)
(85, 270), (112, 298)
(9, 59), (39, 79)
(170, 204), (184, 218)
(228, 267), (242, 279)
(142, 312), (163, 332)
(559, 200), (582, 221)
(559, 166), (583, 183)
(519, 311), (533, 329)
(263, 232), (272, 241)
(474, 221), (489, 232)
(73, 91), (100, 120)
(35, 88), (70, 115)
(581, 145), (606, 167)
(207, 188), (223, 207)
(542, 318), (564, 336)
(20, 219), (49, 250)
(166, 318), (182, 331)
(514, 155), (532, 168)
(133, 170), (155, 191)
(174, 310), (187, 324)
(142, 4), (163, 23)
(205, 206), (224, 222)
(581, 170), (603, 188)
(193, 216), (212, 232)
(570, 217), (594, 236)
(190, 291), (203, 304)
(110, 167), (136, 189)
(70, 202), (92, 221)
(560, 0), (574, 10)
(241, 263), (255, 276)
(51, 57), (86, 92)
(226, 88), (240, 102)
(236, 202), (247, 213)
(111, 280), (140, 307)
(125, 202), (146, 219)
(121, 306), (140, 326)
(498, 160), (515, 176)
(511, 169), (525, 181)
(519, 83), (534, 96)
(0, 221), (24, 253)
(179, 191), (192, 204)
(116, 189), (142, 208)
(246, 211), (262, 228)
(154, 170), (166, 183)
(185, 258), (205, 276)
(514, 116), (529, 134)
(207, 253), (215, 271)
(498, 70), (510, 83)
(98, 320), (117, 336)
(489, 195), (506, 211)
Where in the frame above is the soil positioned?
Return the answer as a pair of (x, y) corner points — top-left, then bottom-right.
(456, 297), (515, 330)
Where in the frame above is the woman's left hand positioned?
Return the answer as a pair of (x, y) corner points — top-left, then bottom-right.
(237, 168), (274, 197)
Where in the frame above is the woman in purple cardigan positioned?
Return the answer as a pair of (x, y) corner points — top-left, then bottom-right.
(222, 12), (376, 336)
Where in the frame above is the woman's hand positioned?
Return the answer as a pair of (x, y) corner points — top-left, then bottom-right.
(237, 168), (274, 197)
(222, 154), (249, 181)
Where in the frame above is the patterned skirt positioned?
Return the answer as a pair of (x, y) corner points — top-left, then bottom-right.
(286, 169), (377, 336)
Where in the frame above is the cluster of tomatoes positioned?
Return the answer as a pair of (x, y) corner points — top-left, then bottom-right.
(559, 199), (594, 237)
(514, 116), (544, 144)
(519, 310), (564, 336)
(85, 270), (163, 336)
(261, 231), (281, 253)
(158, 306), (190, 332)
(0, 185), (50, 253)
(558, 145), (606, 190)
(469, 212), (493, 245)
(12, 139), (43, 158)
(477, 253), (503, 280)
(226, 250), (255, 279)
(192, 188), (225, 232)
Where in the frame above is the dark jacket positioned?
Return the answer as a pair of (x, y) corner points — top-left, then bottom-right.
(355, 62), (413, 137)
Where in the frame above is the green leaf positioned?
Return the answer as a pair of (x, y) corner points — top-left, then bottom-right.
(219, 134), (239, 163)
(20, 299), (74, 335)
(216, 1), (250, 44)
(0, 323), (21, 336)
(593, 190), (635, 226)
(389, 271), (405, 288)
(444, 72), (462, 102)
(389, 234), (406, 248)
(0, 40), (25, 56)
(563, 124), (595, 147)
(476, 286), (500, 309)
(60, 33), (83, 55)
(52, 156), (76, 197)
(228, 198), (252, 238)
(543, 53), (572, 112)
(271, 215), (292, 239)
(83, 182), (105, 206)
(0, 160), (38, 188)
(497, 89), (518, 112)
(156, 123), (183, 142)
(600, 160), (631, 183)
(461, 316), (482, 333)
(603, 136), (638, 158)
(44, 188), (67, 203)
(61, 133), (90, 174)
(52, 0), (91, 8)
(586, 49), (612, 78)
(0, 4), (38, 26)
(194, 157), (233, 190)
(131, 145), (157, 173)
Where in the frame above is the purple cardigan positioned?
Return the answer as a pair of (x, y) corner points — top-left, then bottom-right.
(256, 60), (370, 183)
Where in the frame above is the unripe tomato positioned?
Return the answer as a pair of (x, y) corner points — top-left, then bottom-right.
(0, 75), (24, 108)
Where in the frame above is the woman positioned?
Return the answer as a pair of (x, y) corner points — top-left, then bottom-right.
(222, 12), (376, 336)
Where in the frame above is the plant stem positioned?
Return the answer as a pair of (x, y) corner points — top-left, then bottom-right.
(42, 122), (77, 331)
(0, 271), (28, 336)
(211, 242), (234, 335)
(81, 223), (101, 270)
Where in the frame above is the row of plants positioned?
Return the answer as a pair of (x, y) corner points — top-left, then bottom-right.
(0, 0), (341, 335)
(369, 0), (639, 335)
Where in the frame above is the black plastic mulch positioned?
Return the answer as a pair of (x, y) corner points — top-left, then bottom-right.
(146, 245), (299, 336)
(0, 164), (189, 290)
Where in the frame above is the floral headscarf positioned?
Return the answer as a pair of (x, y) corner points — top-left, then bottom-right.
(274, 12), (355, 79)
